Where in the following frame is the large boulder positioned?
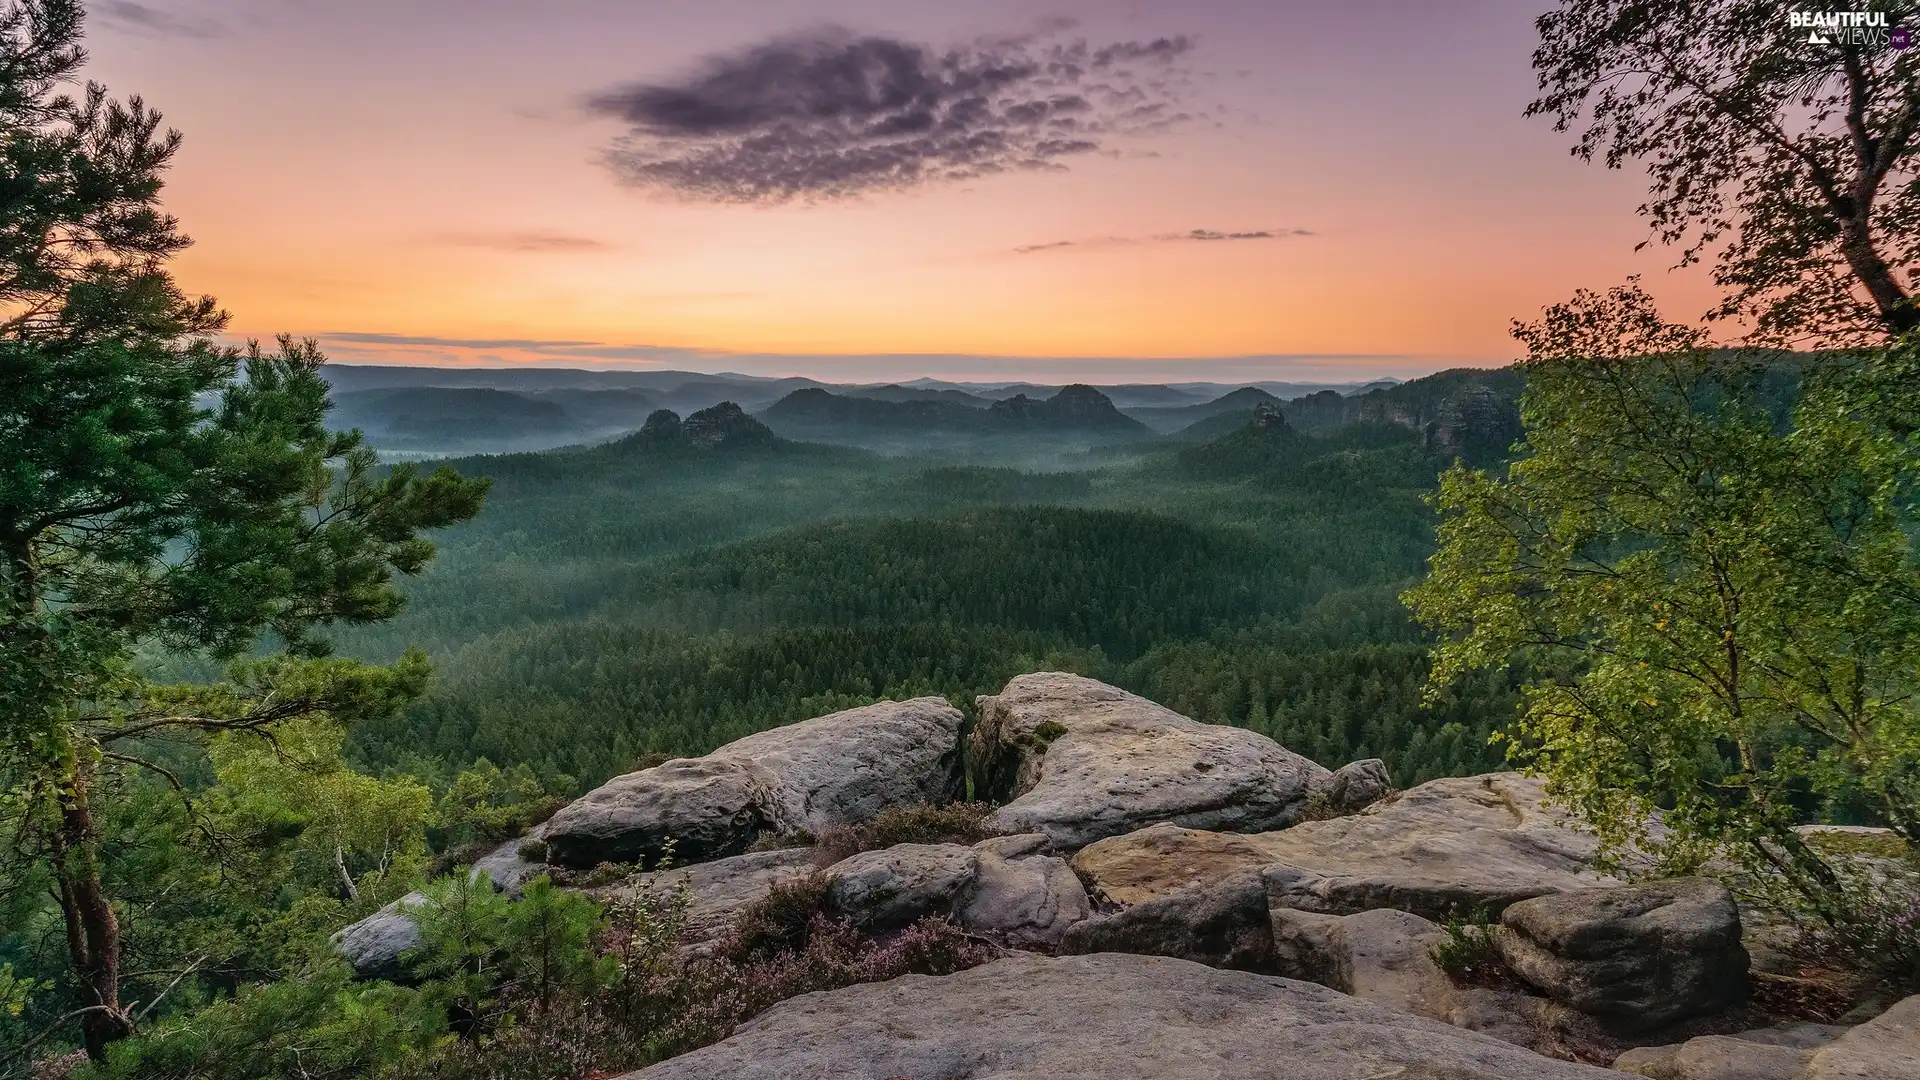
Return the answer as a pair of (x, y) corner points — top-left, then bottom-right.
(1496, 878), (1747, 1029)
(1075, 773), (1613, 918)
(969, 673), (1369, 851)
(821, 836), (1093, 946)
(545, 698), (965, 868)
(825, 844), (980, 931)
(958, 838), (1092, 949)
(332, 892), (432, 982)
(1061, 869), (1275, 971)
(1804, 994), (1920, 1080)
(622, 952), (1620, 1080)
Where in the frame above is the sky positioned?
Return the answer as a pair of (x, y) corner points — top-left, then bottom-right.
(83, 0), (1725, 383)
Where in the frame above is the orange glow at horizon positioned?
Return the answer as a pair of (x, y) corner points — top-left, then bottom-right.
(91, 0), (1727, 384)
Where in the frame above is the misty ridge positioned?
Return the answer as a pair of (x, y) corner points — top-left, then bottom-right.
(318, 363), (1409, 457)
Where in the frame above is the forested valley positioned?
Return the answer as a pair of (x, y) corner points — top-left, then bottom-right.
(334, 388), (1520, 795)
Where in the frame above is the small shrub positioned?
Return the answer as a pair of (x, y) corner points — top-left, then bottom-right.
(746, 829), (816, 853)
(515, 836), (549, 862)
(719, 873), (834, 962)
(811, 803), (999, 866)
(571, 860), (642, 889)
(1430, 909), (1505, 984)
(1295, 789), (1340, 823)
(1030, 720), (1069, 745)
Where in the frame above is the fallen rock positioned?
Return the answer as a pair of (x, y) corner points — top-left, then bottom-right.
(1496, 878), (1747, 1029)
(332, 892), (432, 982)
(959, 840), (1091, 948)
(545, 697), (965, 867)
(969, 673), (1344, 850)
(1060, 869), (1276, 972)
(825, 843), (979, 931)
(590, 848), (816, 944)
(622, 951), (1619, 1079)
(1804, 994), (1920, 1080)
(1325, 757), (1393, 813)
(1075, 773), (1612, 918)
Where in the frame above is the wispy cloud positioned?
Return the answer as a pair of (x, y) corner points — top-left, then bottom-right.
(1013, 227), (1311, 254)
(95, 1), (224, 38)
(429, 231), (612, 253)
(322, 332), (604, 350)
(586, 25), (1201, 203)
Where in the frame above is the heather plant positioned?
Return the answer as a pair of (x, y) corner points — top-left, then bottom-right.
(810, 802), (1000, 866)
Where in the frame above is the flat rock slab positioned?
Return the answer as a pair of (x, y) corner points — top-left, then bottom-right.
(623, 952), (1620, 1080)
(969, 673), (1350, 851)
(1805, 994), (1920, 1080)
(592, 848), (816, 944)
(1614, 1035), (1814, 1080)
(1076, 772), (1613, 918)
(545, 697), (965, 867)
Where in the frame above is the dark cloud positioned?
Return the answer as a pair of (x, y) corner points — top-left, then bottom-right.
(431, 231), (612, 253)
(95, 1), (224, 38)
(1013, 228), (1311, 254)
(587, 27), (1199, 203)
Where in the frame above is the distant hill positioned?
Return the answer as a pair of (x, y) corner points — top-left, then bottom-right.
(845, 384), (992, 407)
(758, 385), (1153, 455)
(1130, 387), (1287, 434)
(987, 385), (1151, 435)
(1282, 367), (1523, 464)
(614, 402), (782, 454)
(762, 388), (990, 434)
(330, 387), (582, 452)
(1175, 402), (1302, 476)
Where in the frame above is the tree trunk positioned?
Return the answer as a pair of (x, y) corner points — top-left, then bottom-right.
(50, 755), (134, 1061)
(1839, 221), (1919, 333)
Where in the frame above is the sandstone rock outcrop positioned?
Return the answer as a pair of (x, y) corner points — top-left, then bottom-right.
(544, 697), (965, 867)
(1496, 879), (1748, 1029)
(969, 673), (1378, 851)
(1064, 877), (1553, 1049)
(622, 952), (1620, 1080)
(1075, 772), (1611, 918)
